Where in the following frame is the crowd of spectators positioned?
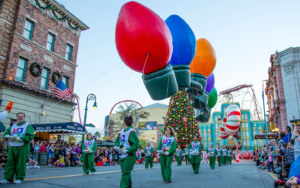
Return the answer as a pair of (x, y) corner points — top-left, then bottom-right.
(254, 125), (300, 187)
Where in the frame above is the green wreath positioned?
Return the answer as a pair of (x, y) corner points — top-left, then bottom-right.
(52, 71), (61, 84)
(29, 62), (42, 77)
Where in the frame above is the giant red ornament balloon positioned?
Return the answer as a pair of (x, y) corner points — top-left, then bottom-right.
(115, 1), (172, 74)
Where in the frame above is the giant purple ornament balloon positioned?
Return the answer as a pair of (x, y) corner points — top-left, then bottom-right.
(205, 73), (215, 93)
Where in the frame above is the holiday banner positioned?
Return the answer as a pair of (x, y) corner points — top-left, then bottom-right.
(139, 121), (157, 130)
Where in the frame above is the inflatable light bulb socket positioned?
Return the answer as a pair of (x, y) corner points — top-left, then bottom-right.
(143, 64), (178, 100)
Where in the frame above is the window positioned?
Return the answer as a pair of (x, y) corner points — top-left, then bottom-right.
(23, 19), (34, 40)
(65, 44), (73, 61)
(46, 33), (55, 51)
(62, 76), (69, 87)
(16, 58), (27, 82)
(40, 68), (50, 90)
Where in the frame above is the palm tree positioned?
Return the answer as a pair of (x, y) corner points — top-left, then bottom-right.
(112, 103), (150, 138)
(94, 131), (101, 140)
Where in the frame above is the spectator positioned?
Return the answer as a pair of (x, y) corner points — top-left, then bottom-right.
(267, 148), (274, 172)
(286, 175), (300, 187)
(40, 141), (47, 153)
(0, 155), (7, 170)
(278, 132), (286, 150)
(30, 140), (34, 154)
(34, 141), (41, 152)
(293, 124), (300, 160)
(65, 144), (71, 167)
(28, 153), (38, 167)
(48, 144), (55, 166)
(284, 126), (293, 143)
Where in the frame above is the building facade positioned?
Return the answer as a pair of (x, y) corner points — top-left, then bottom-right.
(199, 103), (266, 151)
(0, 0), (88, 133)
(266, 47), (300, 131)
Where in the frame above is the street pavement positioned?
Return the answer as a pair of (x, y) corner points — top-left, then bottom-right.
(0, 160), (274, 188)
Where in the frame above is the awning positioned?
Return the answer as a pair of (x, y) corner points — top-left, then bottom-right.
(0, 122), (5, 132)
(32, 122), (85, 135)
(254, 133), (277, 139)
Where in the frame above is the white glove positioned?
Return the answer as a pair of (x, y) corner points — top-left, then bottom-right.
(9, 136), (16, 141)
(114, 146), (120, 151)
(15, 137), (21, 142)
(194, 151), (199, 155)
(4, 135), (10, 139)
(157, 150), (163, 154)
(164, 152), (169, 156)
(83, 150), (89, 154)
(120, 149), (128, 154)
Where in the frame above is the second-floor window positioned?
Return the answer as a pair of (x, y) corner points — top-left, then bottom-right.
(40, 68), (50, 90)
(23, 19), (34, 40)
(62, 76), (69, 87)
(65, 44), (73, 61)
(46, 33), (55, 52)
(16, 57), (27, 82)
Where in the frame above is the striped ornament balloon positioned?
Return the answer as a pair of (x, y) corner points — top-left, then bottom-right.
(225, 104), (241, 135)
(219, 115), (229, 139)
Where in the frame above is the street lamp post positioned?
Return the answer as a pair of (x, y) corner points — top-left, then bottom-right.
(262, 82), (268, 145)
(82, 94), (97, 143)
(83, 93), (97, 127)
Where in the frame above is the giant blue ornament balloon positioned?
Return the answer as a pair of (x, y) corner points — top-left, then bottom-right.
(165, 15), (196, 88)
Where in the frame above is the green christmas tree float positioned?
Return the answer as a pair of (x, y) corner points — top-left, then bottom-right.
(164, 89), (200, 148)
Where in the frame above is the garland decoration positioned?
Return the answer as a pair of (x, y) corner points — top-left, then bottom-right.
(52, 71), (61, 84)
(0, 80), (75, 104)
(29, 62), (42, 77)
(35, 0), (82, 31)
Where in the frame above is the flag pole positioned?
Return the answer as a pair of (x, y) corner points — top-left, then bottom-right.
(41, 86), (56, 109)
(41, 79), (66, 109)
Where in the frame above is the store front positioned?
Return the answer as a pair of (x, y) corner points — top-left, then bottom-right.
(32, 122), (85, 143)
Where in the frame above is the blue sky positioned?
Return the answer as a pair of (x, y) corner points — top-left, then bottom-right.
(56, 0), (300, 134)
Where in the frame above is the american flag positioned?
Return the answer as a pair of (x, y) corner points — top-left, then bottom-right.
(51, 80), (71, 99)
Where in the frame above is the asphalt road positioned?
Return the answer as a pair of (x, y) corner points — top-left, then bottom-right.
(0, 160), (274, 188)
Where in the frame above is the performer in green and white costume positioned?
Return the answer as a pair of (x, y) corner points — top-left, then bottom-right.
(207, 143), (217, 169)
(184, 145), (190, 165)
(157, 127), (176, 184)
(227, 147), (233, 165)
(145, 142), (154, 169)
(175, 145), (182, 166)
(221, 145), (228, 166)
(216, 144), (223, 167)
(114, 116), (139, 188)
(188, 135), (203, 174)
(1, 112), (34, 184)
(82, 133), (97, 175)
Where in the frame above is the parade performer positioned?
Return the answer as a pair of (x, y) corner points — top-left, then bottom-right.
(82, 133), (97, 175)
(207, 143), (217, 169)
(216, 144), (223, 167)
(175, 145), (182, 166)
(227, 147), (233, 165)
(145, 142), (154, 169)
(221, 145), (228, 166)
(157, 127), (176, 184)
(202, 149), (208, 163)
(114, 115), (139, 188)
(184, 145), (190, 165)
(1, 111), (34, 184)
(189, 135), (203, 174)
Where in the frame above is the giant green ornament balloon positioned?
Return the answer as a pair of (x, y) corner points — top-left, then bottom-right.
(207, 87), (218, 109)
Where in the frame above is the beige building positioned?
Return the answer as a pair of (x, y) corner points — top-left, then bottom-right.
(105, 103), (168, 145)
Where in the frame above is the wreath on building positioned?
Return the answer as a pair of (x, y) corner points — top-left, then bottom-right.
(52, 71), (61, 84)
(29, 62), (42, 77)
